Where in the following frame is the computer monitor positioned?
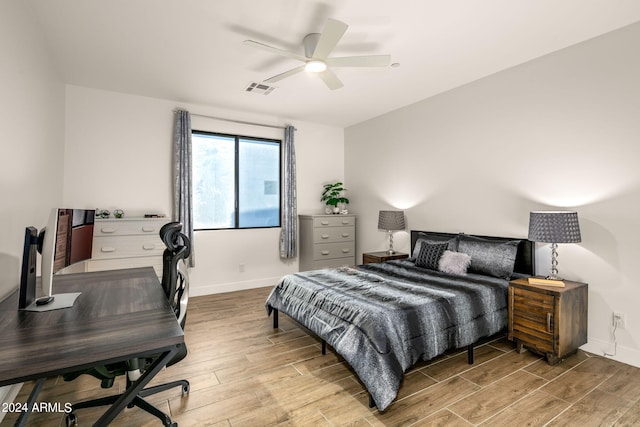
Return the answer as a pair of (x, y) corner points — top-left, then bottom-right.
(19, 208), (95, 310)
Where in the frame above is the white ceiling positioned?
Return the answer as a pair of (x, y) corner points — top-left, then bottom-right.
(25, 0), (640, 128)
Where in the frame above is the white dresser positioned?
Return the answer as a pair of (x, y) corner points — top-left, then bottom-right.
(86, 217), (169, 277)
(299, 214), (356, 271)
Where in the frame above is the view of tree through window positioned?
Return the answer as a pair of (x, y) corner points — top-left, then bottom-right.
(192, 131), (281, 230)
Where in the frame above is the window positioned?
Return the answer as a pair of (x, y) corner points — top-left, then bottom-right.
(192, 131), (281, 230)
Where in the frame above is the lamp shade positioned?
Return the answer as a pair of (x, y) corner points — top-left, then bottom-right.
(378, 210), (405, 231)
(528, 211), (581, 243)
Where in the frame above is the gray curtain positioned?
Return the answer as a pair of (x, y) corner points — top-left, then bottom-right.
(279, 125), (297, 259)
(173, 110), (194, 267)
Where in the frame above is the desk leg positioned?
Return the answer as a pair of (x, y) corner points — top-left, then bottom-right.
(92, 345), (180, 427)
(14, 377), (45, 427)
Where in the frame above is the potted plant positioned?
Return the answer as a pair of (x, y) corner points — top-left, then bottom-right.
(321, 182), (349, 214)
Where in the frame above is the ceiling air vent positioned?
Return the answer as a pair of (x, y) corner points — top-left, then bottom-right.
(245, 82), (277, 95)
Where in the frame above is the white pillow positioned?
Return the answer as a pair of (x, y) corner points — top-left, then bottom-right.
(438, 250), (471, 275)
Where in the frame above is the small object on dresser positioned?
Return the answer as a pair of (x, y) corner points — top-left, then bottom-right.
(527, 277), (565, 287)
(113, 209), (124, 219)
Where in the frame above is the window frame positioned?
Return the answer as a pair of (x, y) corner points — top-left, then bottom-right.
(192, 130), (282, 231)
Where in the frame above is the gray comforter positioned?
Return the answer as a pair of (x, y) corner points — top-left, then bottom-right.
(265, 259), (510, 411)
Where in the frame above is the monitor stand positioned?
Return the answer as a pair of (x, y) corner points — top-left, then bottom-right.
(21, 293), (82, 312)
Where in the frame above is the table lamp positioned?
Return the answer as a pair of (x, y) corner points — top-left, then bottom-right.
(378, 210), (405, 254)
(528, 211), (581, 280)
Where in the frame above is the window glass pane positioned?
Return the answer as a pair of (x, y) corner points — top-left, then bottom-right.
(192, 133), (236, 229)
(238, 138), (280, 228)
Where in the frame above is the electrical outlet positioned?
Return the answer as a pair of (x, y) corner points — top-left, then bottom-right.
(613, 312), (626, 329)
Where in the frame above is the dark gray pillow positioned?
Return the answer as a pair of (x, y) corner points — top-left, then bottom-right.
(415, 241), (449, 270)
(457, 235), (519, 279)
(412, 233), (458, 259)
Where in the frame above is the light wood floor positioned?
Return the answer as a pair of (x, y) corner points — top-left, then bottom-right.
(7, 286), (640, 426)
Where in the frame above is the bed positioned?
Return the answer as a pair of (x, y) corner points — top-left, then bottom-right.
(265, 230), (534, 411)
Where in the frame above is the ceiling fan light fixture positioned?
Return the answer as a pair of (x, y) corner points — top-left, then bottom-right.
(305, 60), (327, 73)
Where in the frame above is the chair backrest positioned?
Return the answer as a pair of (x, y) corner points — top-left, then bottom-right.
(160, 222), (190, 329)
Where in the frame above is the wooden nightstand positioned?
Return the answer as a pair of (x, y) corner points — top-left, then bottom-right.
(508, 278), (588, 365)
(362, 251), (408, 264)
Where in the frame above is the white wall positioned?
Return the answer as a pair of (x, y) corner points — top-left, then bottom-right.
(0, 0), (66, 413)
(0, 2), (66, 296)
(64, 86), (345, 296)
(345, 22), (640, 367)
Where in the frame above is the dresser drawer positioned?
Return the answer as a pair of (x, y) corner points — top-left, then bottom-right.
(313, 216), (355, 228)
(92, 235), (165, 260)
(313, 242), (355, 261)
(308, 257), (354, 270)
(313, 226), (355, 243)
(94, 219), (167, 237)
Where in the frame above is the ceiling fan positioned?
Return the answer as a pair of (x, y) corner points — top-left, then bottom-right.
(244, 18), (391, 90)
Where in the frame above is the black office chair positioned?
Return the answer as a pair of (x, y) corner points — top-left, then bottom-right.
(64, 222), (191, 427)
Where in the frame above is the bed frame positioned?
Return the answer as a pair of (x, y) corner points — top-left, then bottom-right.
(270, 230), (535, 409)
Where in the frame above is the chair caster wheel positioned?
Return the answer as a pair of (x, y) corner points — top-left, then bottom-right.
(66, 412), (78, 427)
(182, 383), (190, 396)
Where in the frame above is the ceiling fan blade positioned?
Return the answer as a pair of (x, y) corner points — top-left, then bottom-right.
(326, 55), (391, 68)
(243, 40), (306, 62)
(318, 68), (344, 90)
(264, 65), (305, 83)
(312, 18), (348, 60)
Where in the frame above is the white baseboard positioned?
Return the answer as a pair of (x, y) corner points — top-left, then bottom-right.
(581, 336), (640, 368)
(190, 276), (280, 297)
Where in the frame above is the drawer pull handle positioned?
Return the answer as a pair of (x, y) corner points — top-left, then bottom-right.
(341, 220), (350, 225)
(341, 233), (350, 238)
(321, 250), (330, 256)
(342, 249), (350, 253)
(143, 244), (156, 251)
(547, 313), (552, 333)
(101, 247), (116, 253)
(321, 234), (330, 239)
(101, 227), (116, 234)
(142, 227), (156, 232)
(321, 221), (330, 226)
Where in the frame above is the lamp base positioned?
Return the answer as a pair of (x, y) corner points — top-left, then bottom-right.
(386, 249), (396, 255)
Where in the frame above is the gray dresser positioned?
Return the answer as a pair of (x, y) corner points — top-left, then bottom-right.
(299, 214), (356, 271)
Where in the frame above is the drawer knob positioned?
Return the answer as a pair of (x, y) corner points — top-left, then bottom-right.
(341, 220), (350, 225)
(342, 249), (350, 253)
(100, 247), (116, 253)
(321, 234), (330, 239)
(101, 227), (116, 234)
(341, 233), (350, 238)
(321, 250), (330, 256)
(142, 227), (156, 232)
(142, 244), (156, 251)
(321, 221), (330, 226)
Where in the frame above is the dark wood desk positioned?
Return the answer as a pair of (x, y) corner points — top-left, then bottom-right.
(0, 267), (184, 426)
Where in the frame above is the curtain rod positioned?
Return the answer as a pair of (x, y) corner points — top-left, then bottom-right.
(178, 110), (296, 131)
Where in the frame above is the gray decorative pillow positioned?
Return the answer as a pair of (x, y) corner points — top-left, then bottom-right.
(415, 241), (449, 270)
(457, 235), (519, 279)
(438, 250), (471, 275)
(412, 234), (458, 259)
